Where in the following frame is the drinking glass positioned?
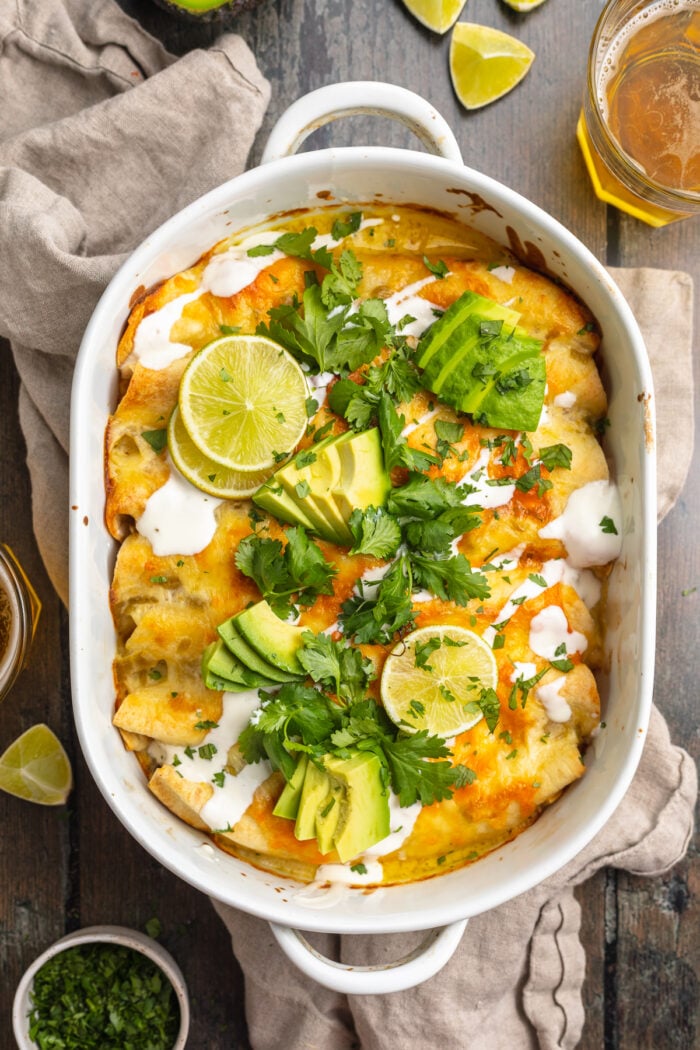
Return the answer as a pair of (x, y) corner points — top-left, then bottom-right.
(578, 0), (700, 226)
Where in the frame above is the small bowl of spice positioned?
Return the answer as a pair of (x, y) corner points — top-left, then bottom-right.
(12, 925), (189, 1050)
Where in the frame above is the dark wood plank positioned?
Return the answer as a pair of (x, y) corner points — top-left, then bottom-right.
(76, 752), (250, 1049)
(0, 341), (70, 1039)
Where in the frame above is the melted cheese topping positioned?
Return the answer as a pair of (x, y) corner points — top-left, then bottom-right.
(106, 205), (615, 887)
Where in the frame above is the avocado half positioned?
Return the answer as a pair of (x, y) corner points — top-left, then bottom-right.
(151, 0), (267, 20)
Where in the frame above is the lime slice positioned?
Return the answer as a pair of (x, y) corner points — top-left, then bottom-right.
(501, 0), (547, 10)
(0, 724), (72, 805)
(380, 625), (498, 737)
(449, 23), (535, 110)
(178, 334), (309, 472)
(401, 0), (465, 34)
(168, 405), (274, 498)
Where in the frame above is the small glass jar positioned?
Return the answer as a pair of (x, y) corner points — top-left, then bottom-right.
(578, 0), (700, 227)
(0, 545), (41, 703)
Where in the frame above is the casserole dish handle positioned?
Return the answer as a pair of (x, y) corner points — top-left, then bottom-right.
(270, 918), (468, 994)
(260, 81), (463, 164)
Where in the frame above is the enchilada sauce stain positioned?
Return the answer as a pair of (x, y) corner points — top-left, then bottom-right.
(505, 226), (548, 274)
(446, 188), (503, 217)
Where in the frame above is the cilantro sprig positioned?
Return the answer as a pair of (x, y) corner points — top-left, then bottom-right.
(340, 555), (416, 645)
(235, 527), (336, 618)
(240, 688), (473, 808)
(255, 227), (395, 375)
(297, 631), (375, 705)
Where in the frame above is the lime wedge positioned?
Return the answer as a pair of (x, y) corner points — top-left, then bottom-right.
(401, 0), (465, 33)
(380, 625), (498, 737)
(0, 724), (72, 805)
(449, 23), (535, 110)
(168, 405), (274, 498)
(178, 334), (309, 472)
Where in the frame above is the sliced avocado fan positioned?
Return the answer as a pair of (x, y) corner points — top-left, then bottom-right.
(415, 290), (545, 432)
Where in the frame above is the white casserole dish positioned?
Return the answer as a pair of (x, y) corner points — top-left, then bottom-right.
(69, 82), (656, 994)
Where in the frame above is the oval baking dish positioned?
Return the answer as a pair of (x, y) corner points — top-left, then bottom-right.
(69, 82), (656, 993)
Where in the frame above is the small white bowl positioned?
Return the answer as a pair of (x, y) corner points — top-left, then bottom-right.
(12, 925), (190, 1050)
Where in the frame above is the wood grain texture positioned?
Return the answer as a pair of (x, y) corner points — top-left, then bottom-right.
(0, 0), (697, 1046)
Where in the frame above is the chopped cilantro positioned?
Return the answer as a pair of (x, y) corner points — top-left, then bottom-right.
(141, 428), (167, 453)
(423, 256), (449, 279)
(414, 637), (442, 672)
(599, 516), (618, 535)
(331, 211), (363, 240)
(538, 443), (572, 471)
(27, 943), (179, 1050)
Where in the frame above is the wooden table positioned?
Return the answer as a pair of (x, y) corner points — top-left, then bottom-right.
(1, 1), (697, 1046)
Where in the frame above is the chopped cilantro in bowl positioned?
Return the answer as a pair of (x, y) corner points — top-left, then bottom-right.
(12, 926), (189, 1050)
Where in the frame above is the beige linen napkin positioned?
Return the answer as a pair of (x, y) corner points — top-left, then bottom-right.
(0, 0), (270, 603)
(0, 4), (695, 1047)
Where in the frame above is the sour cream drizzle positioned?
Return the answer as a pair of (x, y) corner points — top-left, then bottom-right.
(536, 675), (572, 722)
(383, 275), (442, 338)
(539, 480), (622, 568)
(458, 447), (515, 510)
(528, 605), (588, 660)
(132, 290), (200, 370)
(129, 230), (286, 371)
(482, 555), (600, 649)
(136, 459), (223, 556)
(554, 391), (577, 409)
(147, 689), (271, 833)
(293, 792), (422, 903)
(488, 265), (516, 284)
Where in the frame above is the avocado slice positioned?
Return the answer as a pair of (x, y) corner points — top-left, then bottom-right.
(278, 438), (355, 545)
(415, 291), (545, 431)
(333, 429), (391, 523)
(294, 760), (331, 841)
(253, 430), (391, 546)
(415, 290), (520, 373)
(253, 476), (317, 533)
(324, 751), (391, 862)
(234, 600), (306, 676)
(273, 754), (309, 819)
(201, 640), (278, 692)
(218, 618), (303, 683)
(315, 784), (344, 855)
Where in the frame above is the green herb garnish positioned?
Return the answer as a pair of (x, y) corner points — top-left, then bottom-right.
(28, 943), (179, 1050)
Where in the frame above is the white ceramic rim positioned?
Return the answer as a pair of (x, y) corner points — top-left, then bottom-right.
(69, 87), (656, 944)
(12, 925), (190, 1049)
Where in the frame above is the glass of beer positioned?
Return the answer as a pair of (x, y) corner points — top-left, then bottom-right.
(578, 0), (700, 227)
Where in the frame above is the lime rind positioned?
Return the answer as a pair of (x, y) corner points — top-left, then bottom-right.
(168, 406), (273, 498)
(0, 724), (72, 805)
(178, 335), (309, 472)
